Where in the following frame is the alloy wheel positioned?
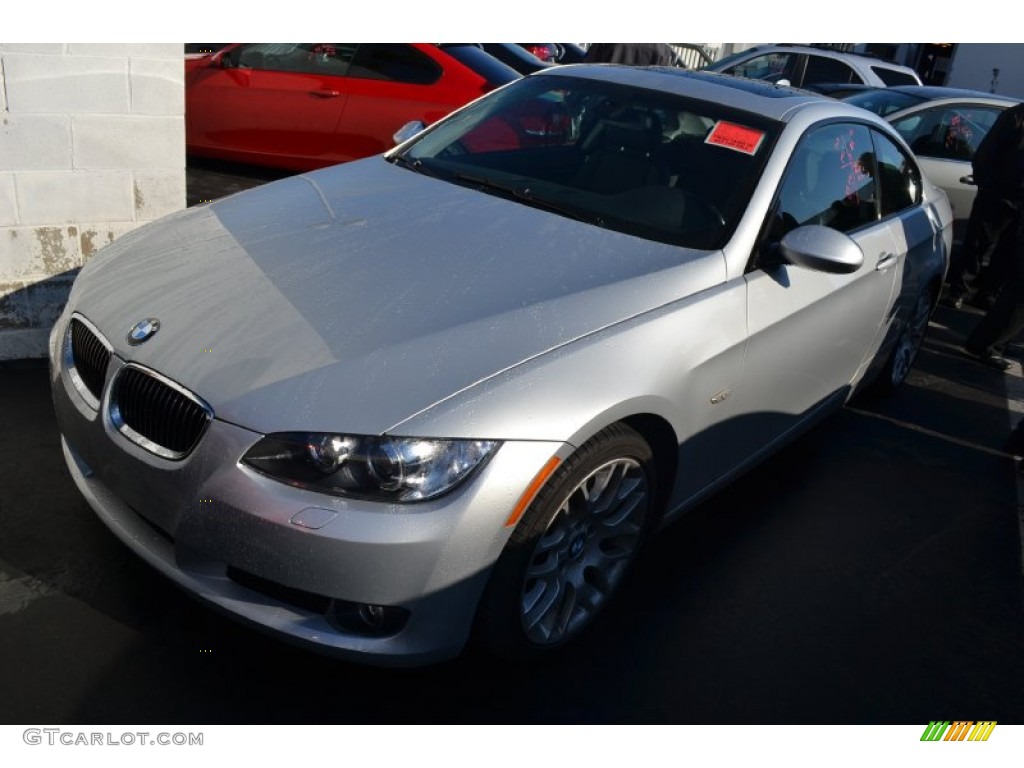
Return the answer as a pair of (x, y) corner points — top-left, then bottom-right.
(519, 457), (649, 646)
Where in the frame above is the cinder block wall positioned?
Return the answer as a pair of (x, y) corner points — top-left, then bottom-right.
(0, 43), (185, 359)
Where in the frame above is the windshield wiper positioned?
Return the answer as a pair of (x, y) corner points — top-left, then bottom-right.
(387, 153), (439, 178)
(454, 172), (604, 226)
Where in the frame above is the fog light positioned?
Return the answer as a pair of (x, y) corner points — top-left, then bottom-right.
(327, 600), (409, 637)
(360, 604), (386, 628)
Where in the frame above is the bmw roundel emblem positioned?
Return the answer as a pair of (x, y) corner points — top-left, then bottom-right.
(126, 318), (160, 346)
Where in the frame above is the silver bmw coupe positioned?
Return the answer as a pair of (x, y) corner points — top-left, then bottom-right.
(49, 66), (952, 665)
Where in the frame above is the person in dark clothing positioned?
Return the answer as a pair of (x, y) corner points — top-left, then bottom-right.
(945, 190), (1017, 309)
(962, 102), (1024, 369)
(964, 216), (1024, 369)
(945, 105), (1024, 310)
(1006, 417), (1024, 456)
(583, 43), (679, 67)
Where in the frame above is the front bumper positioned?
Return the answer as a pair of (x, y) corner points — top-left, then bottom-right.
(50, 315), (564, 666)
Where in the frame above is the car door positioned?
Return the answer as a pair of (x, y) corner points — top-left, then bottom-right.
(336, 44), (476, 162)
(861, 126), (942, 375)
(187, 43), (355, 166)
(736, 122), (901, 456)
(889, 102), (1006, 239)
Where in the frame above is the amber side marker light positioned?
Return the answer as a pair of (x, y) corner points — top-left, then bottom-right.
(505, 456), (562, 527)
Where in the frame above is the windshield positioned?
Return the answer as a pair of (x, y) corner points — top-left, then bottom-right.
(843, 89), (926, 117)
(395, 74), (781, 250)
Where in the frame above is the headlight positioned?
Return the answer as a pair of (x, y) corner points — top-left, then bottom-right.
(241, 432), (500, 503)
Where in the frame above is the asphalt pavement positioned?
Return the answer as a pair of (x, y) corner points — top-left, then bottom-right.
(0, 162), (1021, 724)
(185, 157), (292, 207)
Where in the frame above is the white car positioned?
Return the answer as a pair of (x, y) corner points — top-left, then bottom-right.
(851, 87), (1019, 242)
(706, 45), (921, 89)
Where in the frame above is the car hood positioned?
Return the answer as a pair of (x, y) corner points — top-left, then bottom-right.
(69, 157), (724, 435)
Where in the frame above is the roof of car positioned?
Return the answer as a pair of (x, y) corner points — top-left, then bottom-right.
(742, 44), (910, 66)
(703, 45), (921, 88)
(888, 85), (1020, 102)
(539, 65), (833, 121)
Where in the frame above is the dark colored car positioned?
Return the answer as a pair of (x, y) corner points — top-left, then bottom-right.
(518, 44), (560, 63)
(804, 82), (882, 100)
(480, 43), (552, 74)
(185, 43), (520, 171)
(554, 43), (587, 64)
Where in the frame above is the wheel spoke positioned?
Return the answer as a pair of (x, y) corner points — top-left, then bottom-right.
(535, 523), (568, 554)
(553, 581), (578, 638)
(597, 529), (641, 560)
(526, 549), (560, 579)
(522, 577), (561, 632)
(583, 564), (611, 596)
(583, 466), (613, 505)
(600, 482), (645, 529)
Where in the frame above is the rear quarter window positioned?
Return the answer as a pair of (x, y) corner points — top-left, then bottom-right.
(872, 66), (920, 86)
(803, 56), (863, 86)
(438, 45), (520, 88)
(348, 44), (442, 85)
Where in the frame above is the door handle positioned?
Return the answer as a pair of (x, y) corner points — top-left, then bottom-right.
(959, 174), (976, 186)
(310, 89), (341, 98)
(876, 252), (898, 271)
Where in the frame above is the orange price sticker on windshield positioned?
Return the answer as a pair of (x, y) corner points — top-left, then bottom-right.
(705, 121), (765, 155)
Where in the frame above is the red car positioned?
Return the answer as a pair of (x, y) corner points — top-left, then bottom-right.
(185, 43), (519, 171)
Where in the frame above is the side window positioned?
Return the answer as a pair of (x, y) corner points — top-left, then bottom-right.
(803, 55), (863, 86)
(891, 105), (1004, 161)
(871, 66), (919, 86)
(724, 53), (797, 83)
(225, 43), (356, 76)
(348, 44), (442, 85)
(870, 130), (922, 216)
(770, 123), (878, 239)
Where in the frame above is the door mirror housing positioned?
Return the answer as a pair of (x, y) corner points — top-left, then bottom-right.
(393, 121), (426, 146)
(779, 225), (864, 274)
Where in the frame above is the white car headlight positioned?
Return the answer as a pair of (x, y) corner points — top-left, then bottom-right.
(242, 432), (500, 503)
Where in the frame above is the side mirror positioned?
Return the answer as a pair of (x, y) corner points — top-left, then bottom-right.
(775, 78), (791, 87)
(393, 121), (426, 145)
(779, 225), (864, 274)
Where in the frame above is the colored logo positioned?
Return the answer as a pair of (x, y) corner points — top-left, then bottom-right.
(920, 721), (997, 741)
(126, 318), (160, 346)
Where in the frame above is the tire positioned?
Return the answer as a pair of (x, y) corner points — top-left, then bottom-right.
(874, 286), (935, 394)
(475, 423), (656, 659)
